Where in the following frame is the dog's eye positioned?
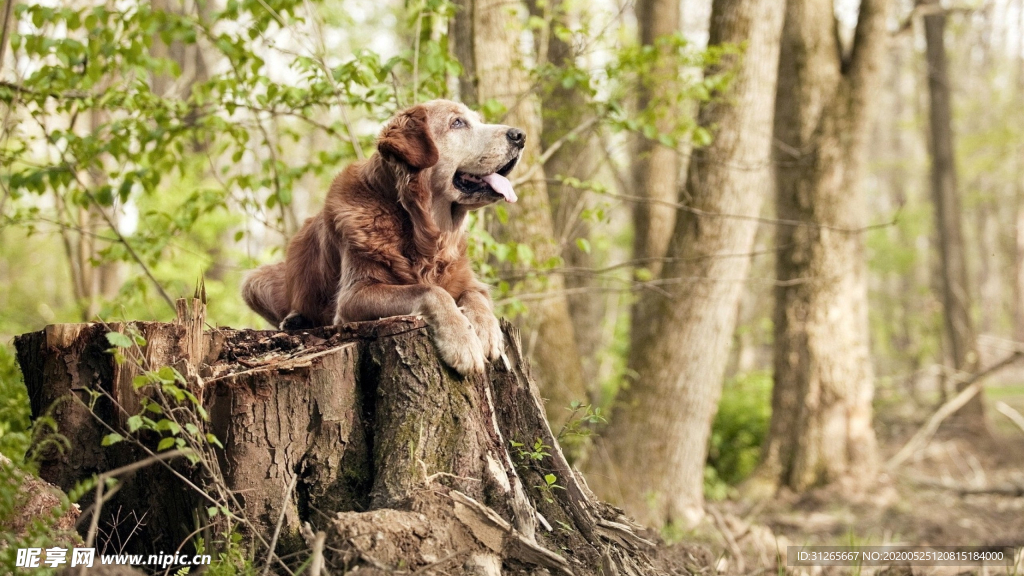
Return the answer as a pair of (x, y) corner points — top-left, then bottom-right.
(451, 117), (466, 129)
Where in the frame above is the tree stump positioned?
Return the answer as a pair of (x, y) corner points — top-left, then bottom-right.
(15, 304), (662, 575)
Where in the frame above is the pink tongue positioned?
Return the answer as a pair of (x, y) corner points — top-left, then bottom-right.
(482, 173), (518, 203)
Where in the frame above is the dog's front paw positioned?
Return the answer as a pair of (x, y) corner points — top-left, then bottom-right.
(465, 309), (503, 362)
(280, 312), (316, 331)
(431, 317), (486, 376)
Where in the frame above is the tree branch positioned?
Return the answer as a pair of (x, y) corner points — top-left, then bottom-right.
(511, 115), (601, 186)
(887, 351), (1024, 469)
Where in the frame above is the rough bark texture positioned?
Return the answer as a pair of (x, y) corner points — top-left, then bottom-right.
(451, 0), (588, 426)
(922, 2), (986, 428)
(588, 0), (785, 528)
(15, 305), (661, 575)
(757, 0), (887, 492)
(630, 0), (681, 277)
(530, 0), (607, 388)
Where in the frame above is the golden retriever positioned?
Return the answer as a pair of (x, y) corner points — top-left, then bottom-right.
(241, 99), (524, 375)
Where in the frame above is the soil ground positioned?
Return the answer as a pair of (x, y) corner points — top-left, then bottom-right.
(657, 380), (1024, 576)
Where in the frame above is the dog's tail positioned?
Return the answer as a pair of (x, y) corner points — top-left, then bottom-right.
(242, 262), (289, 327)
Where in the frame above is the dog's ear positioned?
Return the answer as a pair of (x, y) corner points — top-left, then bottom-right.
(377, 105), (439, 170)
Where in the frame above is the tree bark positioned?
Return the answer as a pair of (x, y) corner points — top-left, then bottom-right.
(0, 0), (14, 71)
(630, 0), (682, 278)
(588, 0), (785, 528)
(922, 1), (986, 429)
(15, 305), (660, 574)
(530, 0), (608, 388)
(756, 0), (887, 492)
(451, 0), (588, 427)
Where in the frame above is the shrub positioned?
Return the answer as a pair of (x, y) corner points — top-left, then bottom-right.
(705, 370), (772, 497)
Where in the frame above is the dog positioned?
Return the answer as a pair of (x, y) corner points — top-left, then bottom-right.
(241, 100), (524, 375)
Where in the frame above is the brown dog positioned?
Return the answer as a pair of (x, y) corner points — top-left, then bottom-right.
(241, 100), (523, 375)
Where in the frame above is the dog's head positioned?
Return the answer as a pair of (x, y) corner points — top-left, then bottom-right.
(377, 100), (524, 209)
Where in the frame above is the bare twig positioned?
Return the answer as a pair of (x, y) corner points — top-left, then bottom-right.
(995, 401), (1024, 436)
(512, 116), (602, 186)
(588, 187), (902, 233)
(706, 506), (745, 574)
(308, 531), (326, 576)
(412, 7), (423, 104)
(887, 352), (1024, 469)
(906, 475), (1024, 497)
(82, 450), (187, 559)
(0, 80), (91, 100)
(262, 473), (299, 576)
(81, 189), (177, 312)
(33, 116), (177, 312)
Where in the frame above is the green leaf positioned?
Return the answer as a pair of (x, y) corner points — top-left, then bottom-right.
(127, 415), (143, 432)
(205, 433), (224, 448)
(157, 437), (176, 451)
(105, 332), (133, 348)
(101, 433), (124, 446)
(544, 474), (557, 486)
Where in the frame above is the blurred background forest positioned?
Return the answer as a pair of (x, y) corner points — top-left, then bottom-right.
(2, 0), (1024, 568)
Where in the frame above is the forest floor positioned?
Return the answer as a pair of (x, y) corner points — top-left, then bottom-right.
(666, 383), (1024, 576)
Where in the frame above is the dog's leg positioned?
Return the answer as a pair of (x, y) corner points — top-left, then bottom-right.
(457, 289), (504, 362)
(242, 262), (290, 327)
(336, 283), (486, 375)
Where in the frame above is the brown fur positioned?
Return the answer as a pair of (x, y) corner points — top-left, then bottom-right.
(242, 100), (525, 374)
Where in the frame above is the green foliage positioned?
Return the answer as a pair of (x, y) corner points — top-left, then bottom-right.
(705, 370), (772, 498)
(511, 438), (551, 462)
(197, 533), (258, 576)
(534, 472), (564, 503)
(0, 0), (460, 329)
(0, 344), (31, 462)
(102, 327), (220, 463)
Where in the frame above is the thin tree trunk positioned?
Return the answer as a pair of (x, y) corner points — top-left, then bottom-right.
(0, 0), (14, 70)
(588, 0), (785, 528)
(922, 1), (986, 429)
(1016, 0), (1024, 342)
(452, 0), (588, 426)
(529, 0), (607, 388)
(631, 0), (681, 277)
(756, 0), (887, 493)
(1016, 198), (1024, 342)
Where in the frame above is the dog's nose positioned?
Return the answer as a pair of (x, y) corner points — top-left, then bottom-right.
(506, 128), (526, 149)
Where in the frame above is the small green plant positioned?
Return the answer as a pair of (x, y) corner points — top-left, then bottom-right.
(197, 533), (258, 576)
(511, 438), (551, 462)
(100, 328), (221, 460)
(535, 473), (564, 503)
(557, 400), (607, 442)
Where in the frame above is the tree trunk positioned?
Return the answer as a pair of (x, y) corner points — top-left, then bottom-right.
(530, 0), (608, 388)
(755, 0), (887, 493)
(451, 0), (588, 427)
(1016, 196), (1024, 342)
(15, 304), (660, 574)
(0, 0), (14, 70)
(630, 0), (682, 278)
(588, 0), (785, 528)
(922, 2), (986, 429)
